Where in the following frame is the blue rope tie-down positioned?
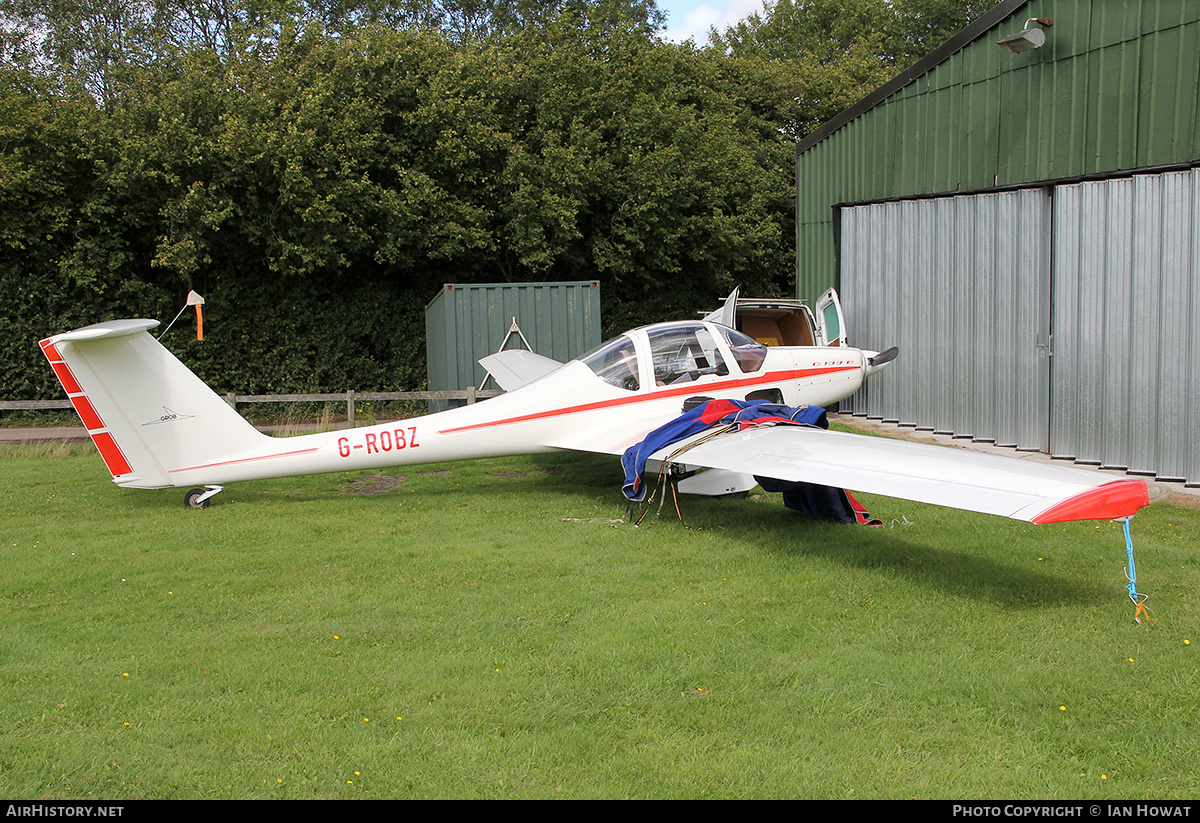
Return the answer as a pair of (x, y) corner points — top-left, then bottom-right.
(1118, 516), (1152, 624)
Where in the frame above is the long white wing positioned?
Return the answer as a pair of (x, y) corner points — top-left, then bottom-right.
(648, 425), (1152, 524)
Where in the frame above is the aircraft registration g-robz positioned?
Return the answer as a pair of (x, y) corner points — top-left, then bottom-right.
(39, 289), (1158, 528)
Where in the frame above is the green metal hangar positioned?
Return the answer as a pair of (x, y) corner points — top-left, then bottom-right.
(795, 0), (1200, 487)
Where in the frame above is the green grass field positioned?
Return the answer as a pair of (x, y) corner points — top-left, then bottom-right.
(1, 442), (1197, 799)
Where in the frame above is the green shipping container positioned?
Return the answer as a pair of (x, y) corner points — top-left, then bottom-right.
(424, 281), (602, 411)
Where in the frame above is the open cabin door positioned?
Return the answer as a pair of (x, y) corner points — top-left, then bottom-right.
(815, 288), (846, 347)
(702, 287), (740, 328)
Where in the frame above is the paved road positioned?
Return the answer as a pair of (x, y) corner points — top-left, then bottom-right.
(0, 422), (346, 443)
(1, 426), (92, 443)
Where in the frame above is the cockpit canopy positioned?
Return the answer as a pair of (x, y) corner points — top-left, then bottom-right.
(580, 334), (640, 391)
(580, 323), (767, 392)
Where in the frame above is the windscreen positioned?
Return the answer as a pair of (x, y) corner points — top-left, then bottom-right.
(580, 335), (639, 391)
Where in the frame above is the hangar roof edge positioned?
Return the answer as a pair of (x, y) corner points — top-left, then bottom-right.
(795, 0), (1030, 156)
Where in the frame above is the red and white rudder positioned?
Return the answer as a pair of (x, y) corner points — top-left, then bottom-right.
(39, 319), (269, 489)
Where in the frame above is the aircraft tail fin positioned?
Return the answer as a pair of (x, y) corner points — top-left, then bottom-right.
(39, 319), (269, 489)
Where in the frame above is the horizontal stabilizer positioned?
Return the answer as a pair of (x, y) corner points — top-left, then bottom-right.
(478, 350), (564, 391)
(52, 318), (160, 343)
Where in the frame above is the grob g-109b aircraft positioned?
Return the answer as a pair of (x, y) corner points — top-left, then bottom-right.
(38, 290), (1156, 525)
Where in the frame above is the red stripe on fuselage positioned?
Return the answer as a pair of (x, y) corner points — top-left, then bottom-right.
(436, 366), (858, 435)
(169, 447), (321, 474)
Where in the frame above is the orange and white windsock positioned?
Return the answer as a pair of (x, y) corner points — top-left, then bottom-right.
(187, 291), (205, 341)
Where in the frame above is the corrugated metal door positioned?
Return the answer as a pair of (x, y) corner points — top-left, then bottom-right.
(1052, 170), (1200, 484)
(839, 188), (1052, 451)
(841, 171), (1200, 486)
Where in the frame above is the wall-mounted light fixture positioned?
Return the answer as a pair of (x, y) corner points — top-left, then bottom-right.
(998, 17), (1053, 54)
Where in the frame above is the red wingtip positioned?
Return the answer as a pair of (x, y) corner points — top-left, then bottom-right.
(1030, 479), (1151, 524)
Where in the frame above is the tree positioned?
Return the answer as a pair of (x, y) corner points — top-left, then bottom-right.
(710, 0), (997, 137)
(2, 6), (801, 398)
(0, 0), (666, 97)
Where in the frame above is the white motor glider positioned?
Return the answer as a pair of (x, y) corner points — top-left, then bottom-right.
(39, 295), (1156, 525)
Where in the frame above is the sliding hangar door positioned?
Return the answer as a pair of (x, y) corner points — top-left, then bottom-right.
(838, 168), (1200, 486)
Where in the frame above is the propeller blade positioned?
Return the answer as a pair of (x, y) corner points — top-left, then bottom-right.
(868, 346), (899, 367)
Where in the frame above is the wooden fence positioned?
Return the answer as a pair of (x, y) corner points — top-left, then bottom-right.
(0, 389), (503, 428)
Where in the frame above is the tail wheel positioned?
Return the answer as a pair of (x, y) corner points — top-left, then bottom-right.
(184, 488), (210, 509)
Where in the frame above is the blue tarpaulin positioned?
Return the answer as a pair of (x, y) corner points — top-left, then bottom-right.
(621, 399), (879, 525)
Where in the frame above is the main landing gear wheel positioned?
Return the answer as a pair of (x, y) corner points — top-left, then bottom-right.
(183, 485), (224, 509)
(184, 488), (209, 509)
